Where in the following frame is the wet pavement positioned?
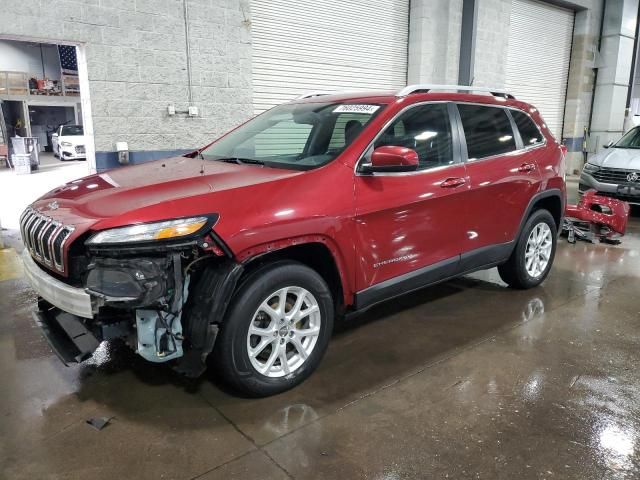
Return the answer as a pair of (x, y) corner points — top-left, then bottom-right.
(1, 204), (640, 479)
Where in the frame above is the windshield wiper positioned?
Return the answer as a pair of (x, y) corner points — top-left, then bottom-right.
(217, 157), (265, 166)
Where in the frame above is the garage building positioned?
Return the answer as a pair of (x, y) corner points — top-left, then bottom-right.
(1, 1), (640, 479)
(0, 0), (633, 177)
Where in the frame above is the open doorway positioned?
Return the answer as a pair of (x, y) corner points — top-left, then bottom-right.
(29, 105), (75, 153)
(1, 100), (28, 138)
(0, 37), (94, 229)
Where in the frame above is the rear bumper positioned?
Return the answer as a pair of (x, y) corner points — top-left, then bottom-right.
(33, 302), (100, 365)
(21, 249), (93, 318)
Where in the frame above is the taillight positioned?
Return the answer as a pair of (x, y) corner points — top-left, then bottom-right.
(560, 144), (567, 157)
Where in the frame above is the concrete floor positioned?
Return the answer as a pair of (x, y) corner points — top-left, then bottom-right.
(1, 187), (640, 479)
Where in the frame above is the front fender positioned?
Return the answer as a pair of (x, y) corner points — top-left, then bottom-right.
(234, 234), (355, 306)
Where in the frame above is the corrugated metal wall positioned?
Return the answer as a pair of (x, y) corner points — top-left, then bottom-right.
(251, 0), (409, 114)
(506, 0), (575, 140)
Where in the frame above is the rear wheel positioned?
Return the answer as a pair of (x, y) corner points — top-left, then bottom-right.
(214, 261), (334, 397)
(498, 209), (557, 289)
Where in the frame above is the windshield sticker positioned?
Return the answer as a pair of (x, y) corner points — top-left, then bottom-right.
(333, 104), (380, 114)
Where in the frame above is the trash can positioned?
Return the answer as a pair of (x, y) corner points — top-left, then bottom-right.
(12, 154), (32, 175)
(11, 137), (39, 169)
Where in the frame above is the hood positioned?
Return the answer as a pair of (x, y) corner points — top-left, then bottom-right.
(589, 147), (640, 169)
(31, 156), (303, 228)
(59, 135), (86, 147)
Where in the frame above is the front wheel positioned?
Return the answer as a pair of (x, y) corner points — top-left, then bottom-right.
(498, 209), (557, 289)
(214, 261), (334, 397)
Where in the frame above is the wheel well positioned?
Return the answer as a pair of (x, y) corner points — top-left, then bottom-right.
(530, 194), (562, 229)
(239, 243), (344, 310)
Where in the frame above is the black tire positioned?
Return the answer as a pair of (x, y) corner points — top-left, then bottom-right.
(214, 261), (334, 397)
(498, 209), (557, 289)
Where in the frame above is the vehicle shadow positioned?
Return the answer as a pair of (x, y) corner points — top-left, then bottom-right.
(75, 274), (527, 392)
(61, 272), (554, 442)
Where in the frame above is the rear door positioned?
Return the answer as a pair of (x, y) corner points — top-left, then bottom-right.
(454, 103), (543, 266)
(353, 102), (470, 302)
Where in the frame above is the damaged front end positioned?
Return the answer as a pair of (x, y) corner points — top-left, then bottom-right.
(87, 252), (191, 364)
(33, 218), (243, 377)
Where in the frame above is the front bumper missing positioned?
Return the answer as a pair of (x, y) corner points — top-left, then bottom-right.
(23, 244), (243, 375)
(33, 302), (100, 365)
(21, 249), (93, 318)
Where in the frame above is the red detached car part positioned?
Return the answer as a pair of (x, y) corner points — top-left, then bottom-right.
(563, 189), (630, 244)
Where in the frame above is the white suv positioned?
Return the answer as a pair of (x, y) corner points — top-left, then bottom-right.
(579, 127), (640, 205)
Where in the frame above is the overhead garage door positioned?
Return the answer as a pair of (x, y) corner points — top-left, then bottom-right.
(505, 0), (574, 140)
(250, 0), (409, 114)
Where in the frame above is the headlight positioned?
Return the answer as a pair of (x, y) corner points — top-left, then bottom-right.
(583, 162), (600, 174)
(87, 217), (209, 245)
(60, 141), (72, 147)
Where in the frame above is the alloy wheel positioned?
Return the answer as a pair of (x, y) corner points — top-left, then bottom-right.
(246, 286), (321, 378)
(524, 222), (553, 278)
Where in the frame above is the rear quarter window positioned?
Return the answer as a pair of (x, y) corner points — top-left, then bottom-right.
(457, 104), (516, 160)
(511, 110), (544, 146)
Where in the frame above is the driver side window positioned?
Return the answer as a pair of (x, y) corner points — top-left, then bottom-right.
(374, 103), (454, 171)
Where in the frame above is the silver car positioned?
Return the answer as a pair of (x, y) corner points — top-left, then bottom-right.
(579, 127), (640, 205)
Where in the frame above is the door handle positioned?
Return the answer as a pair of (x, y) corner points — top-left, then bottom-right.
(518, 163), (536, 173)
(440, 177), (467, 188)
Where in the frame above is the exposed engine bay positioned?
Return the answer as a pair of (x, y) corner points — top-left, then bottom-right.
(35, 239), (243, 378)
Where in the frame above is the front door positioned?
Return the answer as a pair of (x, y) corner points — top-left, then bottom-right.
(353, 103), (470, 306)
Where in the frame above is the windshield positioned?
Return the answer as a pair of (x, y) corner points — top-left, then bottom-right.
(201, 102), (384, 170)
(61, 125), (83, 136)
(615, 127), (640, 149)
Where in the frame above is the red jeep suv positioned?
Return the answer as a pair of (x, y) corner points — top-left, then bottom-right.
(21, 85), (566, 396)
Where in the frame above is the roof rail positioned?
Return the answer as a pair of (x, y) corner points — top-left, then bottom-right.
(396, 84), (515, 99)
(296, 91), (334, 99)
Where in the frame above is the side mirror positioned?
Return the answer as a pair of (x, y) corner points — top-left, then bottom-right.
(360, 146), (419, 174)
(604, 140), (614, 149)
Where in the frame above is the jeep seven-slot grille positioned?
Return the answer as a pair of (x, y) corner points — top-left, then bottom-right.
(19, 207), (74, 273)
(591, 167), (639, 184)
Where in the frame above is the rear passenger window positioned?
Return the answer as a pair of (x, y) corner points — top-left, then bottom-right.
(511, 110), (544, 146)
(457, 104), (516, 160)
(374, 103), (454, 170)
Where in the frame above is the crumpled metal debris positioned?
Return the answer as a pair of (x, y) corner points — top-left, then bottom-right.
(563, 189), (630, 244)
